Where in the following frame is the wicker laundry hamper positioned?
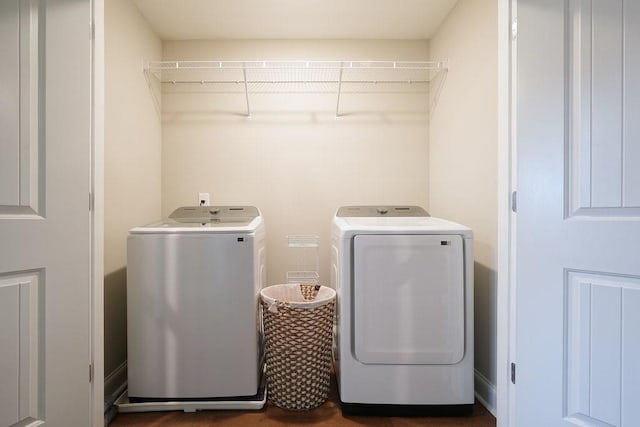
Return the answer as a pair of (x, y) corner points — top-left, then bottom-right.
(260, 283), (336, 410)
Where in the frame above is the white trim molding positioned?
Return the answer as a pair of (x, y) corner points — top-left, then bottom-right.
(475, 369), (497, 417)
(91, 0), (105, 425)
(104, 361), (127, 400)
(496, 0), (515, 426)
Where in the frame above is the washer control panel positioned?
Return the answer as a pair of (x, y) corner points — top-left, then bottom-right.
(168, 206), (259, 223)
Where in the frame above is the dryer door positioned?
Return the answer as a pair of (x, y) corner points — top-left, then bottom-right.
(353, 234), (465, 365)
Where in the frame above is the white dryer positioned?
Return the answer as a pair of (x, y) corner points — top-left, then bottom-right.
(126, 206), (266, 408)
(331, 206), (474, 415)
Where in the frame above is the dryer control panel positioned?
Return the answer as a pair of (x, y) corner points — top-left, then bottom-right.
(336, 205), (429, 217)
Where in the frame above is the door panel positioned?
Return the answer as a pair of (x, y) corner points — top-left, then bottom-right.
(0, 0), (40, 213)
(0, 282), (20, 426)
(515, 0), (640, 425)
(0, 0), (92, 425)
(0, 0), (20, 206)
(353, 234), (464, 365)
(568, 0), (640, 215)
(565, 272), (640, 426)
(0, 273), (40, 426)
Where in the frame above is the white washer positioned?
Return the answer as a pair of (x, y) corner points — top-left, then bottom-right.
(331, 206), (474, 415)
(125, 206), (266, 409)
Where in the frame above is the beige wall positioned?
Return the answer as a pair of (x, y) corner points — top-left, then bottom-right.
(104, 0), (162, 385)
(161, 40), (431, 285)
(430, 0), (498, 411)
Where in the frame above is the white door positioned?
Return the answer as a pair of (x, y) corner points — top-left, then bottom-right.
(514, 0), (640, 426)
(0, 0), (94, 425)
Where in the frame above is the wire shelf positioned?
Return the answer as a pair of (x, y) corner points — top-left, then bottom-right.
(145, 60), (448, 117)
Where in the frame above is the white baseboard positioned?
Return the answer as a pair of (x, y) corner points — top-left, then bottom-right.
(475, 369), (496, 417)
(105, 361), (127, 401)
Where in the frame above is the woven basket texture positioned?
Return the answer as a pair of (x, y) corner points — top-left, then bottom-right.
(261, 284), (335, 410)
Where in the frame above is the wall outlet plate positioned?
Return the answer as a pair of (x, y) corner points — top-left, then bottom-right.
(198, 192), (210, 206)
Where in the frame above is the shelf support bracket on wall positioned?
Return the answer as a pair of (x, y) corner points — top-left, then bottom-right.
(428, 64), (448, 115)
(243, 66), (251, 117)
(335, 66), (344, 118)
(143, 66), (162, 117)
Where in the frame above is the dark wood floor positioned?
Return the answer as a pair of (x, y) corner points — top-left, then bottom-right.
(111, 379), (496, 427)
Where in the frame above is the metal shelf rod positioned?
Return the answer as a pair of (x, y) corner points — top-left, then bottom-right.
(146, 60), (447, 83)
(148, 60), (445, 69)
(162, 80), (431, 85)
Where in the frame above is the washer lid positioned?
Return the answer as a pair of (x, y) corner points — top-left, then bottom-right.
(336, 205), (429, 217)
(129, 205), (262, 234)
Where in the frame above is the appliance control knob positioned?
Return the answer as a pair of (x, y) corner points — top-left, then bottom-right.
(377, 207), (388, 215)
(209, 208), (220, 215)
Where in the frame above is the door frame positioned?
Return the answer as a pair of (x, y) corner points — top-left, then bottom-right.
(496, 0), (515, 426)
(91, 0), (105, 425)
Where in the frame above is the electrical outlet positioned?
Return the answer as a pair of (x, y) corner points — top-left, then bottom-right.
(198, 192), (210, 206)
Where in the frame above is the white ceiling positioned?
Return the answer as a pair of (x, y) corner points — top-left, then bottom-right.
(132, 0), (458, 41)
